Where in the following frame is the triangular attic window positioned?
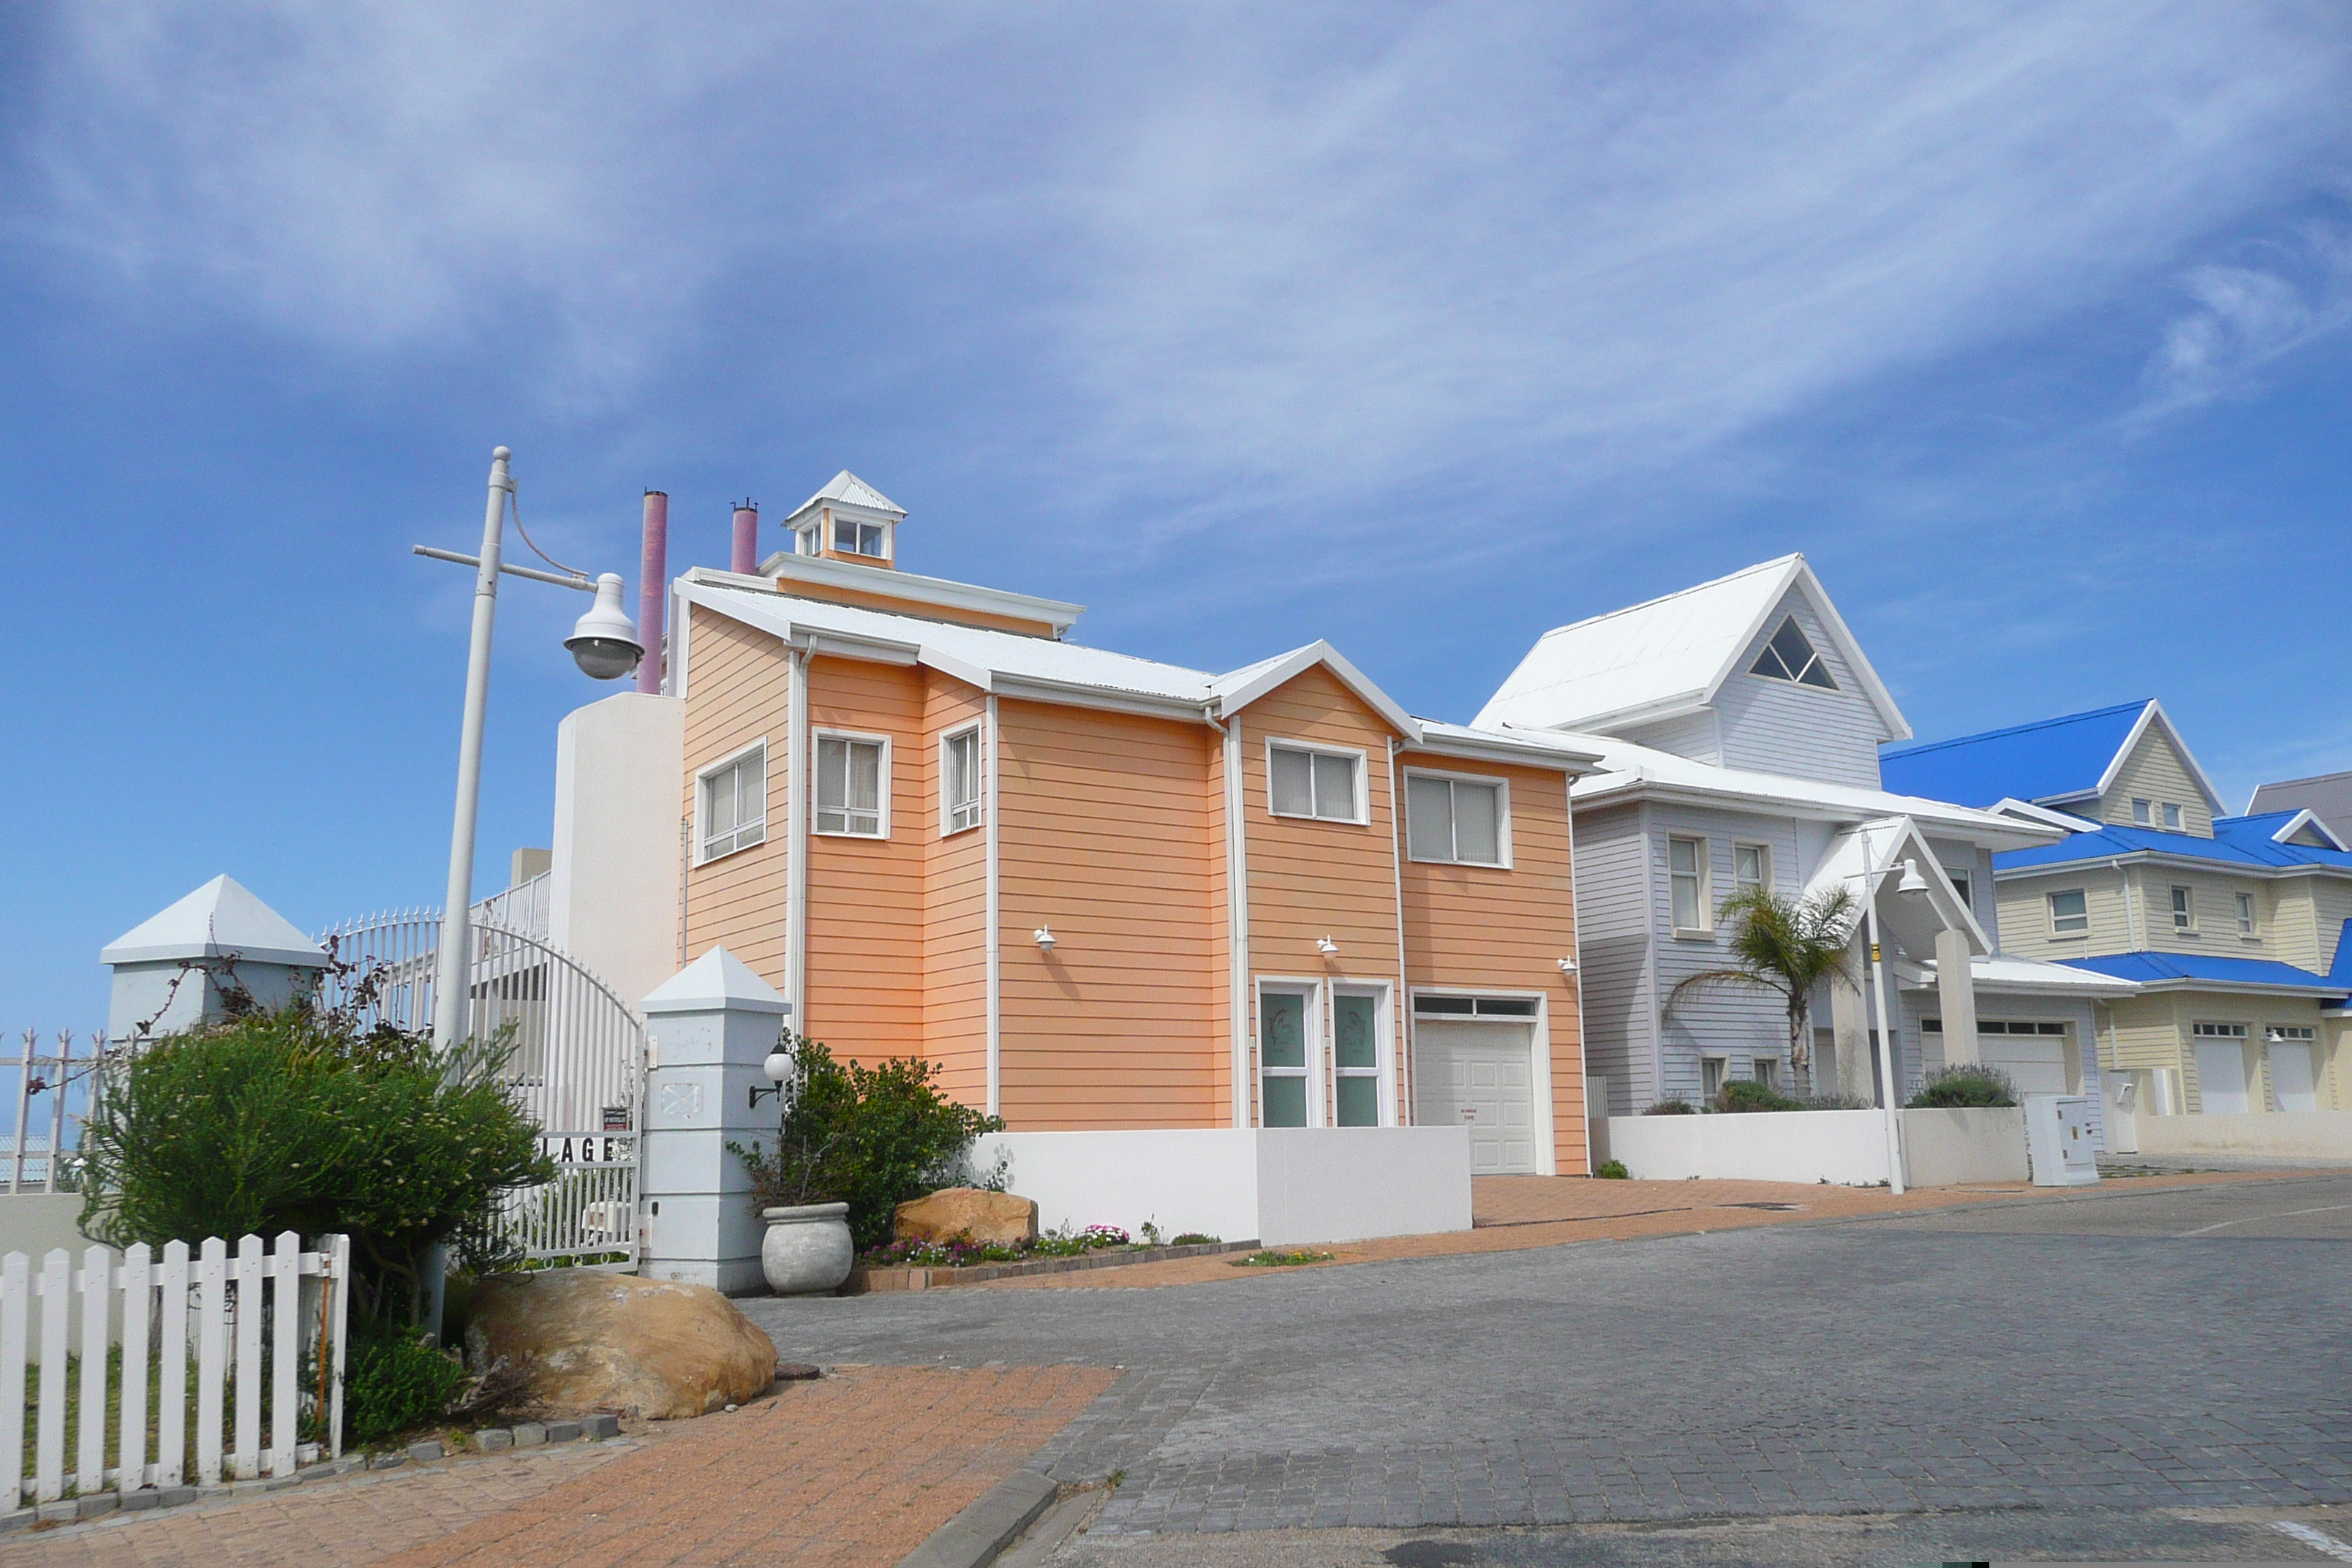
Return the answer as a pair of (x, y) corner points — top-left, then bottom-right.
(1749, 617), (1839, 690)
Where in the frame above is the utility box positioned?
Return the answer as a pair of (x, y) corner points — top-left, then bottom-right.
(2025, 1095), (2100, 1186)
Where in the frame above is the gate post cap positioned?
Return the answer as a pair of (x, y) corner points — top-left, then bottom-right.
(102, 875), (327, 968)
(643, 947), (789, 1016)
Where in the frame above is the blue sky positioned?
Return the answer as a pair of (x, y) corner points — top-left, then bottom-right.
(4, 4), (2351, 1026)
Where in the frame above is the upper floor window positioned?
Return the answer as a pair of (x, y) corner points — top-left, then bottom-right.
(2236, 892), (2256, 937)
(2161, 802), (2183, 831)
(1734, 843), (1770, 894)
(1748, 617), (1839, 691)
(815, 733), (887, 837)
(1406, 772), (1505, 865)
(942, 725), (984, 836)
(2048, 888), (2088, 935)
(2132, 799), (2152, 826)
(2171, 886), (2195, 932)
(1269, 742), (1365, 824)
(833, 517), (887, 557)
(698, 742), (767, 862)
(1670, 836), (1709, 933)
(1944, 867), (1972, 908)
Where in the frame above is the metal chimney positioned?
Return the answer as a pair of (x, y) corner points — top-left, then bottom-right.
(731, 500), (759, 576)
(638, 491), (668, 696)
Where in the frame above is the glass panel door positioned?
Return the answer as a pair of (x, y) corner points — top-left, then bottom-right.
(1333, 990), (1382, 1126)
(1259, 989), (1311, 1127)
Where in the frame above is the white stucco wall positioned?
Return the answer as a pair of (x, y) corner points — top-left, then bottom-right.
(1596, 1107), (2028, 1187)
(550, 692), (685, 1017)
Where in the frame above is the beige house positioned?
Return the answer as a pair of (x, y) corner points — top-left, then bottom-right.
(1882, 701), (2352, 1153)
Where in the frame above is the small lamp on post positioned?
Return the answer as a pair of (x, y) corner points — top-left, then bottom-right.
(750, 1044), (795, 1111)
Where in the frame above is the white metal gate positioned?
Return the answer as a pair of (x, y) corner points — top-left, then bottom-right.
(317, 911), (643, 1268)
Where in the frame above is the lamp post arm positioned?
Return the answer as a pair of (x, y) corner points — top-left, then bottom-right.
(412, 544), (592, 592)
(430, 448), (513, 1052)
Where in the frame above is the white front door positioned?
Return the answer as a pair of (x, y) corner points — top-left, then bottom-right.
(1413, 1020), (1536, 1174)
(2195, 1041), (2250, 1115)
(2269, 1044), (2318, 1113)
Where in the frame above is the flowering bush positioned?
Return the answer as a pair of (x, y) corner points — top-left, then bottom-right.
(857, 1222), (1144, 1269)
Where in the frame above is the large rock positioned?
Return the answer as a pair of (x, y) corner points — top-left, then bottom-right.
(892, 1187), (1039, 1246)
(465, 1270), (777, 1420)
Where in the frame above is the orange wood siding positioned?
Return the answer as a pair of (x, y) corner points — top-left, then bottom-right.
(995, 698), (1224, 1129)
(1237, 667), (1406, 1124)
(679, 605), (791, 993)
(922, 674), (990, 1107)
(802, 657), (927, 1065)
(770, 575), (1062, 637)
(1397, 753), (1587, 1173)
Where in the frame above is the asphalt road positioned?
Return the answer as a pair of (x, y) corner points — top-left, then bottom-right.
(742, 1175), (2352, 1563)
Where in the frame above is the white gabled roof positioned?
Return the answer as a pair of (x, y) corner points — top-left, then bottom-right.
(1554, 731), (2062, 851)
(788, 470), (905, 521)
(2093, 699), (2227, 817)
(102, 875), (326, 968)
(1803, 815), (1990, 955)
(1896, 953), (2141, 998)
(1473, 554), (1908, 740)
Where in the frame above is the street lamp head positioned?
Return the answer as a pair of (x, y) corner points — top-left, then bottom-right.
(491, 446), (511, 462)
(565, 572), (644, 680)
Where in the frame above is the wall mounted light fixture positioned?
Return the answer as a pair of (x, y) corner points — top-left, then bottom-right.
(1316, 935), (1339, 956)
(1033, 926), (1057, 952)
(1557, 956), (1578, 976)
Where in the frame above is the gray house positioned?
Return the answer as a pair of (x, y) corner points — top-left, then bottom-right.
(1475, 555), (2130, 1134)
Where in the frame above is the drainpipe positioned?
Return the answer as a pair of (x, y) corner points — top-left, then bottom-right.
(637, 491), (668, 696)
(1224, 713), (1251, 1128)
(1387, 738), (1409, 1127)
(984, 694), (1002, 1117)
(786, 645), (810, 1029)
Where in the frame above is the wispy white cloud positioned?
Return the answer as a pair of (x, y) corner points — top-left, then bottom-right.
(16, 2), (2352, 537)
(2138, 224), (2352, 414)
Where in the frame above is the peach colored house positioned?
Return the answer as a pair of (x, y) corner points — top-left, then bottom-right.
(569, 473), (1602, 1181)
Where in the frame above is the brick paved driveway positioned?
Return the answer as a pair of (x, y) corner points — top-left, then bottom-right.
(742, 1175), (2352, 1537)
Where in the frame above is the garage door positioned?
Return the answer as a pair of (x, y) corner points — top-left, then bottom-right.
(1413, 1020), (1536, 1174)
(1980, 1036), (2068, 1096)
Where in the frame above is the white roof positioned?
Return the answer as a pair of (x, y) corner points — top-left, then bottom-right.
(642, 946), (790, 1015)
(1898, 953), (2140, 998)
(786, 470), (905, 521)
(1803, 815), (1990, 955)
(680, 581), (1595, 768)
(102, 875), (326, 967)
(1556, 732), (2062, 851)
(1474, 554), (1907, 739)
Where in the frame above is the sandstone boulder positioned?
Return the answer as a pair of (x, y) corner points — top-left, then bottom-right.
(465, 1270), (777, 1420)
(892, 1187), (1039, 1246)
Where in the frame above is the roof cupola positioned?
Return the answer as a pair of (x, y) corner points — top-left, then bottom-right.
(781, 470), (905, 570)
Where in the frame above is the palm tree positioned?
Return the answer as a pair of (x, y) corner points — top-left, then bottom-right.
(1665, 885), (1858, 1082)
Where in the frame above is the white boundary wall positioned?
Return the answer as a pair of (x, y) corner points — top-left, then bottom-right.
(2136, 1110), (2352, 1159)
(971, 1128), (1473, 1246)
(1595, 1108), (2027, 1187)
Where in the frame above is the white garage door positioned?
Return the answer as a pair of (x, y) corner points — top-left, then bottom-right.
(1980, 1036), (2068, 1096)
(1413, 1019), (1537, 1175)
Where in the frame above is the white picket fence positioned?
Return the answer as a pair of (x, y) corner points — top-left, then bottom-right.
(1, 1233), (349, 1509)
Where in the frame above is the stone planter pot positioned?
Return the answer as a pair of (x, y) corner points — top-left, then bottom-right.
(761, 1202), (853, 1295)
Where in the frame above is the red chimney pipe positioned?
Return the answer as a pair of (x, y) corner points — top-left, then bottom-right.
(638, 491), (668, 696)
(731, 500), (759, 576)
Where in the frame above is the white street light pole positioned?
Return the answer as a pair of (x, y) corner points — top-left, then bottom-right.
(1858, 833), (1907, 1196)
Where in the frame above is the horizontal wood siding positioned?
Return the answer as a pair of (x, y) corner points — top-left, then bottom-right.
(1995, 865), (2131, 961)
(680, 606), (791, 993)
(1614, 710), (1719, 765)
(924, 674), (990, 1107)
(1646, 803), (1809, 1103)
(802, 656), (927, 1064)
(1566, 803), (1651, 1114)
(995, 699), (1222, 1129)
(1398, 754), (1584, 1171)
(2095, 728), (2215, 836)
(1711, 587), (1891, 789)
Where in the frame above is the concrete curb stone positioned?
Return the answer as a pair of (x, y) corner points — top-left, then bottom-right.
(896, 1468), (1060, 1568)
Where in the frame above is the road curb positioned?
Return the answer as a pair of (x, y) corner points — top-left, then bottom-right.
(897, 1467), (1060, 1568)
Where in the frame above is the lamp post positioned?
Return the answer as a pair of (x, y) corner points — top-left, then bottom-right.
(415, 447), (645, 1052)
(1852, 834), (1930, 1197)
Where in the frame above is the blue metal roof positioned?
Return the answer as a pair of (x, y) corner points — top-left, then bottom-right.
(1997, 818), (2352, 874)
(2057, 946), (2349, 998)
(1879, 700), (2149, 808)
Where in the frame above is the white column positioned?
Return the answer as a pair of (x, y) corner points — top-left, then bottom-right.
(639, 948), (791, 1294)
(1934, 928), (1980, 1068)
(1829, 938), (1872, 1103)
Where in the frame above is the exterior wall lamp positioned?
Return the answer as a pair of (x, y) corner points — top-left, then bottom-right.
(748, 1047), (794, 1110)
(1557, 956), (1578, 976)
(1316, 936), (1340, 956)
(1033, 926), (1057, 952)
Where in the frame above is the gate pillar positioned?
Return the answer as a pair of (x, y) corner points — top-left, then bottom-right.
(102, 876), (328, 1044)
(639, 947), (791, 1294)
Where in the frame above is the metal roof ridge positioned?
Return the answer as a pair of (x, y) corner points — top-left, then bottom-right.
(1880, 698), (2153, 761)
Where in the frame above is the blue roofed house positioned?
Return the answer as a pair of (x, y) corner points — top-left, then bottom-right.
(1882, 700), (2352, 1156)
(1477, 557), (2133, 1177)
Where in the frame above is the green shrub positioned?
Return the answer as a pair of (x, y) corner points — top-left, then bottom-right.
(1643, 1099), (1696, 1115)
(343, 1320), (466, 1447)
(1906, 1065), (2020, 1109)
(1170, 1233), (1218, 1246)
(77, 1008), (554, 1327)
(1714, 1080), (1803, 1114)
(1594, 1159), (1630, 1180)
(732, 1035), (1005, 1251)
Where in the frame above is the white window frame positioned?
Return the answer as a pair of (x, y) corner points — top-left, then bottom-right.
(1256, 979), (1324, 1128)
(1403, 767), (1511, 867)
(1733, 841), (1771, 896)
(2048, 888), (2089, 936)
(940, 722), (985, 837)
(831, 516), (889, 559)
(1329, 981), (1394, 1128)
(1699, 1055), (1728, 1101)
(694, 739), (768, 864)
(812, 729), (892, 839)
(1942, 866), (1973, 910)
(2171, 884), (2196, 933)
(1668, 835), (1711, 938)
(1265, 739), (1370, 826)
(1750, 1055), (1782, 1091)
(2131, 798), (2152, 826)
(2161, 802), (2183, 831)
(2236, 892), (2257, 938)
(2265, 1025), (2315, 1044)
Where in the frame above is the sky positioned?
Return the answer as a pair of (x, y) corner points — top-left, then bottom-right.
(3, 2), (2351, 1028)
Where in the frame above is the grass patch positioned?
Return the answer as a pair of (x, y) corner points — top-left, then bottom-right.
(1229, 1249), (1335, 1268)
